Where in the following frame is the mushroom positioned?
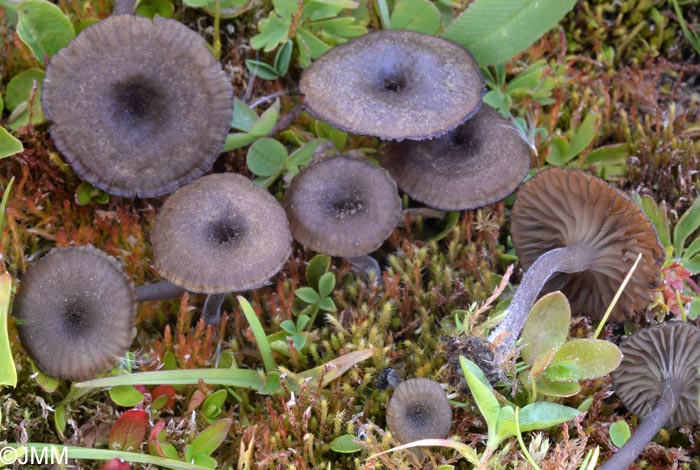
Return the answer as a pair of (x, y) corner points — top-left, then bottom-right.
(42, 15), (234, 198)
(600, 321), (700, 469)
(299, 30), (484, 141)
(381, 104), (531, 210)
(13, 245), (136, 381)
(487, 168), (664, 361)
(386, 378), (453, 443)
(283, 155), (402, 258)
(153, 173), (292, 324)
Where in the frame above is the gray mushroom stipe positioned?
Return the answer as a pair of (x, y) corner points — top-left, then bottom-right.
(382, 104), (531, 210)
(300, 30), (485, 141)
(13, 245), (136, 381)
(488, 168), (664, 363)
(42, 15), (234, 198)
(154, 173), (292, 295)
(600, 322), (700, 469)
(284, 156), (402, 257)
(135, 280), (186, 302)
(386, 378), (452, 444)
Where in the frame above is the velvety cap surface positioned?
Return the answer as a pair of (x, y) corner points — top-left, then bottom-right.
(283, 156), (401, 257)
(386, 378), (452, 443)
(300, 30), (484, 141)
(511, 168), (664, 321)
(42, 15), (234, 198)
(154, 173), (292, 293)
(14, 245), (136, 381)
(613, 321), (700, 428)
(382, 104), (530, 210)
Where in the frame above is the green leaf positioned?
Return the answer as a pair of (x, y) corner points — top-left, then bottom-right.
(280, 319), (296, 333)
(108, 385), (145, 407)
(274, 40), (293, 76)
(568, 112), (598, 160)
(609, 420), (631, 448)
(329, 434), (363, 453)
(317, 272), (335, 298)
(547, 339), (622, 382)
(318, 296), (336, 312)
(273, 0), (296, 21)
(533, 376), (580, 397)
(314, 121), (347, 150)
(673, 198), (700, 259)
(296, 27), (332, 59)
(17, 0), (75, 65)
(238, 296), (277, 374)
(201, 389), (227, 419)
(459, 356), (500, 430)
(0, 127), (23, 159)
(223, 133), (258, 151)
(312, 17), (367, 38)
(390, 0), (441, 35)
(309, 0), (358, 8)
(245, 59), (280, 80)
(0, 273), (17, 388)
(291, 332), (306, 350)
(0, 93), (3, 114)
(306, 254), (331, 290)
(231, 98), (259, 132)
(295, 287), (321, 304)
(5, 68), (45, 130)
(636, 194), (671, 250)
(521, 291), (570, 367)
(251, 15), (290, 51)
(246, 138), (288, 177)
(286, 139), (326, 170)
(183, 0), (210, 7)
(442, 0), (577, 66)
(189, 418), (232, 456)
(135, 0), (175, 18)
(545, 134), (570, 166)
(516, 402), (581, 432)
(429, 211), (459, 242)
(249, 99), (280, 136)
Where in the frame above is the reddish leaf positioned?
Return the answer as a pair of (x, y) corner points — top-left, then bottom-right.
(100, 458), (130, 470)
(187, 389), (206, 413)
(151, 385), (177, 411)
(109, 409), (149, 452)
(148, 419), (167, 444)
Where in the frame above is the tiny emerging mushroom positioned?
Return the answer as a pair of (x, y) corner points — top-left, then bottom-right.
(300, 29), (485, 141)
(152, 173), (293, 324)
(41, 15), (234, 198)
(600, 321), (700, 469)
(381, 104), (531, 211)
(487, 168), (664, 362)
(283, 155), (402, 258)
(386, 378), (453, 444)
(13, 245), (137, 381)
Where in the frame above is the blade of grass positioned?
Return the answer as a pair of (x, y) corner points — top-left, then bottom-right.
(75, 368), (265, 389)
(238, 296), (276, 374)
(593, 252), (642, 339)
(0, 272), (16, 387)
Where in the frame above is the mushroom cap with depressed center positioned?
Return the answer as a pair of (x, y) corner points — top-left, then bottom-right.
(283, 156), (402, 257)
(13, 245), (136, 381)
(42, 15), (234, 198)
(300, 29), (484, 141)
(612, 321), (700, 428)
(386, 378), (452, 443)
(381, 104), (531, 210)
(154, 173), (292, 293)
(510, 168), (664, 321)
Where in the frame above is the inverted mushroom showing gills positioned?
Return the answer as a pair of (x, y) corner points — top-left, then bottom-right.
(381, 104), (531, 211)
(153, 173), (292, 324)
(386, 378), (453, 443)
(13, 245), (137, 381)
(300, 30), (484, 141)
(488, 168), (664, 361)
(600, 322), (700, 469)
(283, 156), (402, 257)
(42, 15), (234, 198)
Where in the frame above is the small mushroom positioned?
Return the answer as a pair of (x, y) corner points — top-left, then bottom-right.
(381, 104), (531, 210)
(300, 30), (484, 141)
(600, 321), (700, 469)
(13, 245), (136, 381)
(386, 378), (452, 443)
(488, 168), (664, 361)
(42, 15), (234, 198)
(153, 173), (292, 324)
(283, 155), (402, 257)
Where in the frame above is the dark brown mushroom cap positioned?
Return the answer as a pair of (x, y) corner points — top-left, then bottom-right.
(283, 156), (401, 257)
(386, 378), (452, 443)
(41, 15), (234, 198)
(299, 30), (484, 141)
(13, 245), (136, 381)
(154, 173), (292, 293)
(381, 104), (530, 210)
(612, 321), (700, 428)
(510, 168), (664, 321)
